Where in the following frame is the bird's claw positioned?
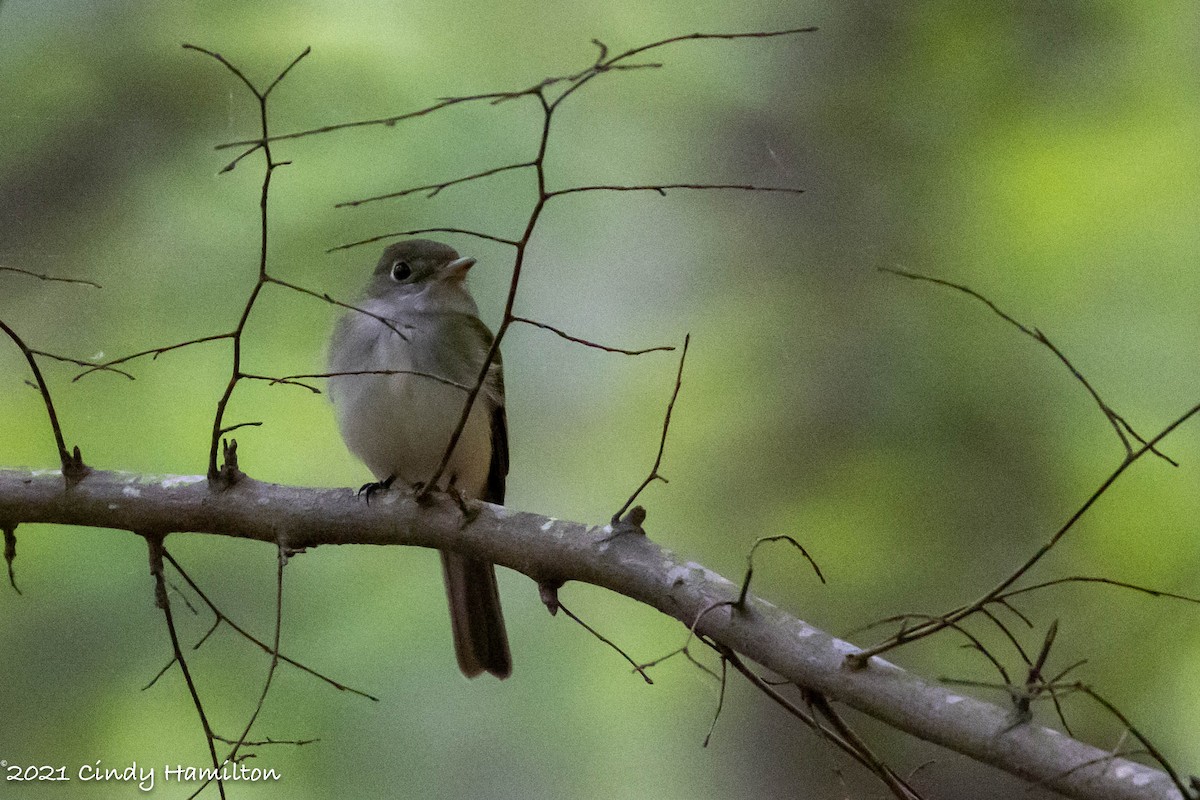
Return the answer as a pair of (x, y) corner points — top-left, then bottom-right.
(357, 475), (396, 506)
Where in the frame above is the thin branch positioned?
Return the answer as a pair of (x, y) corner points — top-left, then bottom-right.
(721, 650), (910, 787)
(512, 316), (676, 356)
(612, 333), (690, 522)
(702, 655), (728, 747)
(239, 373), (322, 393)
(546, 183), (804, 199)
(881, 267), (1174, 465)
(213, 734), (317, 747)
(211, 28), (817, 153)
(195, 541), (289, 798)
(0, 319), (75, 472)
(414, 32), (807, 496)
(557, 601), (653, 684)
(0, 266), (102, 288)
(328, 228), (519, 253)
(335, 161), (536, 208)
(30, 349), (135, 380)
(182, 44), (311, 480)
(163, 550), (378, 701)
(998, 576), (1200, 606)
(807, 691), (925, 800)
(264, 275), (409, 339)
(214, 91), (523, 152)
(243, 369), (470, 393)
(143, 533), (226, 800)
(549, 28), (819, 109)
(851, 400), (1200, 666)
(635, 645), (722, 682)
(736, 534), (825, 607)
(72, 332), (234, 381)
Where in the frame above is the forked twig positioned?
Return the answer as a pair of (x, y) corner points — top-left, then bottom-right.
(143, 533), (226, 800)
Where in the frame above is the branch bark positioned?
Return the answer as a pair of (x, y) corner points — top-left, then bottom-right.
(0, 467), (1181, 800)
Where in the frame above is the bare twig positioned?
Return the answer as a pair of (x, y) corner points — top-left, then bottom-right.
(546, 183), (804, 199)
(241, 368), (470, 394)
(611, 334), (690, 522)
(328, 228), (519, 252)
(72, 332), (235, 380)
(0, 266), (102, 288)
(213, 733), (317, 747)
(163, 550), (378, 701)
(557, 601), (653, 684)
(512, 316), (675, 356)
(143, 533), (226, 800)
(215, 91), (521, 152)
(192, 542), (290, 798)
(263, 275), (409, 339)
(806, 691), (925, 800)
(881, 268), (1174, 465)
(702, 655), (728, 747)
(851, 399), (1200, 666)
(181, 45), (312, 480)
(736, 534), (825, 607)
(30, 349), (135, 380)
(213, 28), (818, 152)
(998, 576), (1200, 606)
(0, 319), (77, 474)
(336, 161), (537, 208)
(635, 645), (722, 682)
(306, 31), (808, 498)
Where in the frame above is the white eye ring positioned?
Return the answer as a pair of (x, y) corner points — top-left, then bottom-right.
(390, 259), (412, 281)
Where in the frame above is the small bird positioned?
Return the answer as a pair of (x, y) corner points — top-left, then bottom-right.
(327, 239), (511, 679)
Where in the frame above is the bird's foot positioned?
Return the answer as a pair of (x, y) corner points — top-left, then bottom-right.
(357, 475), (396, 506)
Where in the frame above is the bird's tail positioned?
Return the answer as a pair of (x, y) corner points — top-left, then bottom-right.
(441, 551), (512, 679)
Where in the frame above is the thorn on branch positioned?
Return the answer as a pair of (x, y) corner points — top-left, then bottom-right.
(4, 525), (20, 594)
(538, 579), (563, 615)
(212, 438), (245, 487)
(63, 445), (89, 483)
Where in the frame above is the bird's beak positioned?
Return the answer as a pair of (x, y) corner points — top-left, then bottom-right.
(444, 256), (476, 281)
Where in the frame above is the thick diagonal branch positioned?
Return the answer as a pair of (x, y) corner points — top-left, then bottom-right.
(0, 467), (1181, 800)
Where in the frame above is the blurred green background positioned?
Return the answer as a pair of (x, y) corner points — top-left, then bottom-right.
(2, 1), (1198, 798)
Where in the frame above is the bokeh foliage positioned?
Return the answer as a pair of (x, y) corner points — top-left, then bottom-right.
(1, 2), (1198, 798)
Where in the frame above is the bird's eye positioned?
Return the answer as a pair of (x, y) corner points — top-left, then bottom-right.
(390, 259), (412, 281)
